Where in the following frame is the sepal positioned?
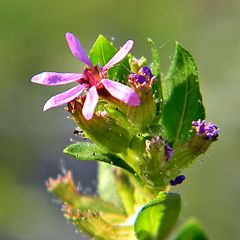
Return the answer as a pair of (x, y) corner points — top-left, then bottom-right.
(129, 56), (147, 73)
(67, 101), (132, 153)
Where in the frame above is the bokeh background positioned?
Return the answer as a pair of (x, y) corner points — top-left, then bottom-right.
(1, 0), (239, 239)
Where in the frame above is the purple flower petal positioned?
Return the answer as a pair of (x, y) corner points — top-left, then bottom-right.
(31, 72), (83, 86)
(101, 79), (140, 106)
(140, 66), (153, 79)
(65, 32), (93, 67)
(102, 40), (134, 72)
(170, 175), (185, 186)
(82, 86), (99, 120)
(43, 84), (87, 111)
(164, 144), (174, 161)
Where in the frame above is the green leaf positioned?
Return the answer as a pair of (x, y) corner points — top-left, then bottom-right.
(98, 163), (124, 210)
(89, 35), (130, 83)
(172, 219), (208, 240)
(148, 38), (163, 119)
(89, 35), (116, 67)
(134, 192), (181, 240)
(64, 141), (138, 175)
(162, 42), (205, 145)
(114, 169), (135, 215)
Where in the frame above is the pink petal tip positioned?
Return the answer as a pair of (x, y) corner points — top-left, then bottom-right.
(102, 40), (134, 72)
(65, 32), (93, 67)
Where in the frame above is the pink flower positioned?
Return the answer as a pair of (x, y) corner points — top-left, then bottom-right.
(31, 33), (140, 120)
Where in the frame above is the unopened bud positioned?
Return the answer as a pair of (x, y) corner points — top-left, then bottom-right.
(127, 66), (156, 130)
(170, 175), (185, 186)
(143, 136), (174, 190)
(46, 171), (79, 206)
(129, 56), (147, 73)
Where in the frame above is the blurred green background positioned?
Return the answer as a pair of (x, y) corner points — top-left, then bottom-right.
(0, 0), (239, 239)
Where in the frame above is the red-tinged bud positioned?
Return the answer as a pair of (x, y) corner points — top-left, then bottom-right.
(46, 171), (79, 205)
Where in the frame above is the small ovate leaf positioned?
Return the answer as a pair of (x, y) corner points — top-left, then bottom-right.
(64, 141), (138, 176)
(162, 42), (205, 146)
(148, 38), (163, 119)
(134, 192), (181, 240)
(89, 35), (130, 83)
(172, 218), (208, 240)
(89, 35), (116, 67)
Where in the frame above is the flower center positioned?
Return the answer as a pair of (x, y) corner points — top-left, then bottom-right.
(83, 66), (103, 87)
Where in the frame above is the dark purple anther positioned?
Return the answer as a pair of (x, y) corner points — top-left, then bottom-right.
(170, 175), (185, 186)
(140, 66), (153, 79)
(164, 144), (174, 161)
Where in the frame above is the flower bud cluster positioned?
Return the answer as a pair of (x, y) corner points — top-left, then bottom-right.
(129, 66), (156, 89)
(32, 34), (221, 240)
(192, 119), (219, 141)
(126, 65), (156, 130)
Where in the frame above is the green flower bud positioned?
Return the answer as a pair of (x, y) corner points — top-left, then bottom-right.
(143, 136), (173, 191)
(129, 56), (147, 73)
(127, 66), (156, 130)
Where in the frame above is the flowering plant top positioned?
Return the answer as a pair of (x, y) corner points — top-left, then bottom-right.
(32, 33), (219, 240)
